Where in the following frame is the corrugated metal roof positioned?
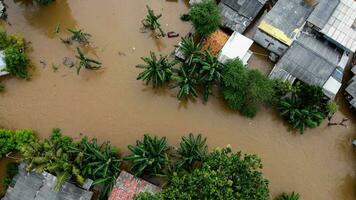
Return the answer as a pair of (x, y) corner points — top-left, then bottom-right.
(321, 0), (356, 52)
(219, 0), (266, 33)
(307, 0), (340, 29)
(2, 163), (93, 200)
(270, 33), (341, 86)
(346, 78), (356, 107)
(261, 0), (314, 40)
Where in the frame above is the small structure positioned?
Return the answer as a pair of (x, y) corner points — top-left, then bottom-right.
(218, 0), (267, 33)
(345, 65), (356, 109)
(108, 171), (161, 200)
(253, 0), (314, 56)
(0, 51), (9, 76)
(269, 32), (346, 99)
(1, 163), (93, 200)
(189, 0), (202, 5)
(218, 31), (253, 64)
(201, 30), (230, 56)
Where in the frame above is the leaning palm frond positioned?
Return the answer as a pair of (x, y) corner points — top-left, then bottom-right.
(143, 5), (165, 37)
(75, 47), (102, 74)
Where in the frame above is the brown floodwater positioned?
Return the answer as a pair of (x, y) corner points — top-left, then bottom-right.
(0, 0), (355, 199)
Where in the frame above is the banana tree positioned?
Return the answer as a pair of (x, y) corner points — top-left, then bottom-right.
(75, 47), (102, 74)
(178, 37), (202, 65)
(124, 134), (170, 177)
(143, 5), (165, 37)
(177, 133), (207, 170)
(136, 52), (176, 88)
(171, 64), (199, 100)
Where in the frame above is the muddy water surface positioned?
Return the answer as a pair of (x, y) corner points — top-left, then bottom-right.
(0, 0), (355, 199)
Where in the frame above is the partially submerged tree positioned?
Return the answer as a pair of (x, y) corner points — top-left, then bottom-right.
(67, 28), (91, 44)
(190, 0), (221, 38)
(143, 5), (165, 37)
(75, 47), (101, 74)
(171, 64), (199, 100)
(4, 47), (29, 79)
(136, 52), (176, 88)
(177, 133), (207, 170)
(178, 36), (202, 65)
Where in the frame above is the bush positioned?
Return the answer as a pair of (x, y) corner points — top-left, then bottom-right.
(221, 59), (274, 117)
(276, 192), (300, 200)
(326, 101), (338, 115)
(0, 30), (25, 50)
(124, 134), (170, 176)
(33, 0), (55, 6)
(3, 162), (19, 190)
(190, 0), (221, 38)
(135, 147), (269, 200)
(4, 47), (29, 79)
(0, 129), (35, 157)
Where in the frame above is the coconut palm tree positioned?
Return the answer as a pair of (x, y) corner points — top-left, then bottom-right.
(143, 5), (165, 37)
(75, 47), (102, 74)
(136, 52), (176, 88)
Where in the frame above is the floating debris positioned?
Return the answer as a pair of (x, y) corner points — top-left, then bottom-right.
(52, 64), (59, 72)
(63, 57), (75, 68)
(167, 31), (179, 38)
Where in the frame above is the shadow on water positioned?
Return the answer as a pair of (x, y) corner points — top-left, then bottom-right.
(19, 0), (77, 38)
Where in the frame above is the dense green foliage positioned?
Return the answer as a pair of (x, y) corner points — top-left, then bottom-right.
(326, 101), (339, 115)
(190, 0), (221, 37)
(2, 162), (19, 190)
(0, 129), (35, 158)
(75, 47), (102, 74)
(277, 83), (327, 134)
(177, 133), (207, 170)
(180, 13), (191, 22)
(4, 47), (29, 79)
(33, 0), (55, 6)
(276, 192), (300, 200)
(0, 31), (25, 50)
(143, 5), (165, 37)
(221, 59), (274, 117)
(124, 134), (170, 176)
(136, 52), (176, 88)
(20, 129), (120, 199)
(135, 147), (269, 200)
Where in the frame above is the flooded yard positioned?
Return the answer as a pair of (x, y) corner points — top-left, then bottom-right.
(0, 0), (355, 199)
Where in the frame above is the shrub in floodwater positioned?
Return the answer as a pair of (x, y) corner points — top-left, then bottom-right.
(326, 101), (338, 115)
(0, 129), (36, 158)
(189, 0), (221, 38)
(33, 0), (55, 6)
(136, 52), (176, 88)
(276, 192), (300, 200)
(180, 13), (191, 22)
(143, 5), (165, 37)
(75, 47), (102, 74)
(124, 134), (170, 176)
(4, 47), (29, 79)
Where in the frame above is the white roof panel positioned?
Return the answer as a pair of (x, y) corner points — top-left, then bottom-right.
(218, 32), (253, 63)
(323, 76), (342, 97)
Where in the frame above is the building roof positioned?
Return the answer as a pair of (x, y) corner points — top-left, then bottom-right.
(1, 163), (93, 200)
(219, 0), (267, 33)
(108, 171), (160, 200)
(345, 77), (356, 108)
(270, 33), (342, 87)
(0, 51), (9, 76)
(321, 0), (356, 52)
(201, 30), (229, 56)
(307, 0), (340, 30)
(218, 31), (253, 64)
(258, 0), (314, 46)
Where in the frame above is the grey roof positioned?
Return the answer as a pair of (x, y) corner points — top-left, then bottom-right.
(263, 0), (314, 38)
(321, 0), (356, 52)
(307, 0), (340, 30)
(2, 163), (93, 200)
(346, 77), (356, 108)
(270, 33), (342, 86)
(219, 0), (267, 33)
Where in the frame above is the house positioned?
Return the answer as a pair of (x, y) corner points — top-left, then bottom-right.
(1, 163), (93, 200)
(218, 31), (253, 64)
(269, 32), (347, 99)
(218, 0), (267, 33)
(253, 0), (314, 57)
(345, 65), (356, 109)
(108, 171), (160, 200)
(0, 51), (9, 76)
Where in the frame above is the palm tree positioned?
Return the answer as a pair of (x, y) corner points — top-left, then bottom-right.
(143, 5), (165, 37)
(136, 52), (176, 88)
(197, 49), (224, 101)
(75, 47), (102, 74)
(124, 134), (170, 177)
(178, 37), (202, 65)
(177, 133), (207, 170)
(67, 28), (91, 44)
(276, 192), (300, 200)
(171, 64), (199, 100)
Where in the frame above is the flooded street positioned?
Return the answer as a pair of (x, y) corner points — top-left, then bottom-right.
(0, 0), (355, 199)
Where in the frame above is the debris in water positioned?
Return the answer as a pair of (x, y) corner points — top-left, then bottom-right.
(167, 31), (179, 38)
(54, 23), (60, 34)
(63, 57), (75, 68)
(40, 60), (47, 68)
(118, 51), (126, 56)
(132, 47), (136, 51)
(52, 64), (59, 72)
